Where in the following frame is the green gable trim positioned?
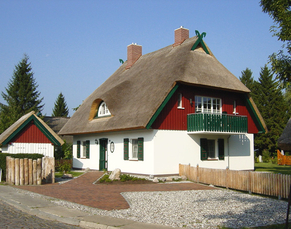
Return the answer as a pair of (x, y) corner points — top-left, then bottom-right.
(146, 84), (179, 129)
(244, 94), (265, 134)
(191, 30), (210, 54)
(3, 115), (62, 146)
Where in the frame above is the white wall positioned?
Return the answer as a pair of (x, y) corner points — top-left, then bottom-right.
(228, 134), (254, 170)
(73, 130), (156, 174)
(2, 143), (54, 157)
(73, 130), (254, 175)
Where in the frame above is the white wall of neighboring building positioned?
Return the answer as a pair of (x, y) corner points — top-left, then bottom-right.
(2, 143), (54, 157)
(72, 129), (254, 175)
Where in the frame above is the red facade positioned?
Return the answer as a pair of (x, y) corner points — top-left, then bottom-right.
(151, 84), (259, 133)
(12, 122), (51, 143)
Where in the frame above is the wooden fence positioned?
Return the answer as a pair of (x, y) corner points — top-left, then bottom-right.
(179, 164), (291, 199)
(6, 156), (55, 185)
(277, 149), (291, 166)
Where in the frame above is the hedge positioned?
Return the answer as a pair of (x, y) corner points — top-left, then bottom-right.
(0, 153), (43, 182)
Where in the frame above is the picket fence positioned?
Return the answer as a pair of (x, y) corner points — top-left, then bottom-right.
(179, 164), (291, 199)
(6, 156), (55, 185)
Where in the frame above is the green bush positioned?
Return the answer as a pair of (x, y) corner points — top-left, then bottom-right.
(271, 157), (278, 164)
(262, 149), (271, 163)
(0, 153), (43, 181)
(58, 161), (71, 174)
(98, 174), (112, 183)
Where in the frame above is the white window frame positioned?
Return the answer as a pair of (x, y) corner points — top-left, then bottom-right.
(81, 141), (86, 158)
(130, 138), (138, 160)
(98, 101), (111, 117)
(177, 93), (184, 109)
(207, 139), (217, 159)
(195, 96), (222, 114)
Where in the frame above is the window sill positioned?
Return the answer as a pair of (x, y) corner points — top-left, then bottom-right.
(177, 107), (185, 110)
(129, 158), (138, 161)
(207, 158), (219, 161)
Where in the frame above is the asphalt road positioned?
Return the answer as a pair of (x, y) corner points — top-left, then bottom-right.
(0, 200), (80, 229)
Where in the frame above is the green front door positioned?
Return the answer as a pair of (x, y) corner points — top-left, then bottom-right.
(99, 139), (108, 171)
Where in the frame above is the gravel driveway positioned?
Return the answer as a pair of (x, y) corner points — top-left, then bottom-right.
(51, 188), (288, 228)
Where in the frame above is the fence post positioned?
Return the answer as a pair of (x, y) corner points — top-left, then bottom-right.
(33, 160), (37, 185)
(286, 184), (291, 229)
(37, 158), (42, 185)
(24, 158), (28, 185)
(248, 171), (252, 194)
(226, 167), (229, 189)
(6, 156), (9, 184)
(19, 159), (24, 185)
(10, 157), (15, 185)
(196, 164), (199, 183)
(28, 159), (33, 185)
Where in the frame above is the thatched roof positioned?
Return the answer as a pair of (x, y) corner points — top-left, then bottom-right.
(278, 118), (291, 151)
(43, 116), (70, 134)
(0, 111), (64, 146)
(59, 35), (250, 135)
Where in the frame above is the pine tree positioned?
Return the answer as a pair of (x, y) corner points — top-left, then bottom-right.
(52, 92), (69, 117)
(0, 55), (44, 133)
(239, 68), (255, 92)
(253, 65), (289, 155)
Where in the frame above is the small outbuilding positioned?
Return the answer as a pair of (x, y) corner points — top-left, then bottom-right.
(0, 111), (64, 157)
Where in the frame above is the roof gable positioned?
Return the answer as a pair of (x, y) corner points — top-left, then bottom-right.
(0, 111), (64, 146)
(191, 30), (210, 54)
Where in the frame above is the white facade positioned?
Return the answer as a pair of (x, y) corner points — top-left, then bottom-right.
(2, 143), (54, 157)
(73, 129), (254, 175)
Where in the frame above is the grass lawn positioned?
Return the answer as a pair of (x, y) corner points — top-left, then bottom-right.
(55, 171), (84, 178)
(255, 162), (291, 175)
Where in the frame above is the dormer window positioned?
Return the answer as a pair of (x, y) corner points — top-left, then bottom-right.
(97, 101), (111, 117)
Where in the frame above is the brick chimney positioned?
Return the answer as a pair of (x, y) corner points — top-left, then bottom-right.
(126, 43), (142, 69)
(173, 26), (189, 46)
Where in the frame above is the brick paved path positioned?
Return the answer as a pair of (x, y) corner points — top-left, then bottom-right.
(18, 171), (215, 210)
(0, 199), (80, 229)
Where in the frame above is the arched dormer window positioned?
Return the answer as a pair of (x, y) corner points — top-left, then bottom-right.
(97, 101), (111, 117)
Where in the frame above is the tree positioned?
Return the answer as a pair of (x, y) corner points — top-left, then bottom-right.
(260, 0), (291, 86)
(239, 68), (256, 93)
(0, 55), (44, 133)
(253, 65), (289, 155)
(52, 92), (69, 117)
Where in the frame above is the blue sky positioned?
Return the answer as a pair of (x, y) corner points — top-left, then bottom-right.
(0, 0), (282, 116)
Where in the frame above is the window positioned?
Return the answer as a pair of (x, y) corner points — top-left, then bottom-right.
(233, 100), (238, 115)
(97, 101), (111, 117)
(124, 137), (144, 161)
(200, 138), (224, 160)
(76, 140), (90, 159)
(195, 96), (221, 114)
(177, 93), (183, 108)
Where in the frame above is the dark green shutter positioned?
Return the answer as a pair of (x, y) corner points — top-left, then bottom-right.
(77, 141), (81, 158)
(138, 137), (144, 161)
(200, 138), (208, 160)
(124, 138), (129, 160)
(218, 138), (224, 160)
(86, 140), (90, 158)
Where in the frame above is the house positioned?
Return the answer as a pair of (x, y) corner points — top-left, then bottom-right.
(0, 111), (64, 157)
(59, 27), (267, 176)
(278, 118), (291, 151)
(43, 116), (73, 144)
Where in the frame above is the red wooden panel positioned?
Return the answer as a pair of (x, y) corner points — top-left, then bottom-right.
(12, 122), (51, 143)
(151, 85), (259, 133)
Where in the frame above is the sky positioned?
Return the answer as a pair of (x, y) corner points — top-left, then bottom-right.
(0, 0), (283, 117)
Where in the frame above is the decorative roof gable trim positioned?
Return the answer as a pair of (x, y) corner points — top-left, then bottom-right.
(244, 94), (267, 134)
(146, 84), (179, 129)
(191, 30), (210, 54)
(3, 115), (62, 146)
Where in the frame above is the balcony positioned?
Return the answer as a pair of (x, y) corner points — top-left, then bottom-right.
(187, 113), (248, 134)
